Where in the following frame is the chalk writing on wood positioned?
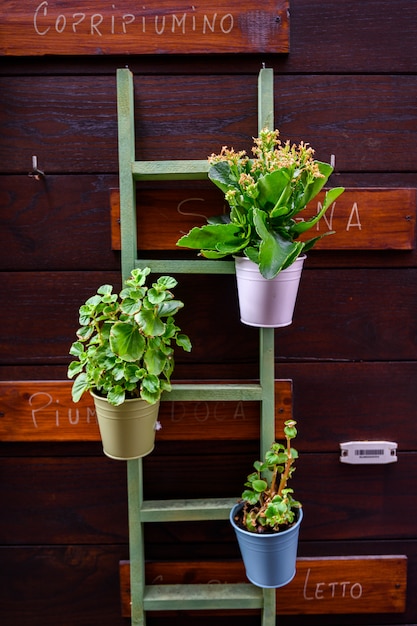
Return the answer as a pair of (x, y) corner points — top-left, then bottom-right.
(119, 556), (407, 615)
(110, 188), (416, 252)
(0, 1), (289, 56)
(0, 380), (292, 442)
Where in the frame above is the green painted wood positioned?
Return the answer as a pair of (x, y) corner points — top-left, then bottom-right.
(262, 588), (277, 626)
(117, 68), (138, 282)
(135, 259), (235, 274)
(258, 67), (274, 132)
(260, 328), (276, 458)
(164, 382), (263, 402)
(127, 459), (146, 626)
(143, 583), (263, 611)
(132, 159), (209, 180)
(140, 497), (236, 522)
(257, 68), (278, 625)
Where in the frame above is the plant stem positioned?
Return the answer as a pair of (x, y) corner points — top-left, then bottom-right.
(277, 432), (293, 497)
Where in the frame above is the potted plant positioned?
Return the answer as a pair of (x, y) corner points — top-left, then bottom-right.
(177, 128), (344, 327)
(67, 267), (192, 460)
(230, 419), (302, 588)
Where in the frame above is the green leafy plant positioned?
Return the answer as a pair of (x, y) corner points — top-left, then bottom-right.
(68, 267), (191, 407)
(177, 128), (344, 279)
(237, 420), (301, 533)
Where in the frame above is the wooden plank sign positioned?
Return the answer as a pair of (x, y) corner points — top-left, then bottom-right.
(0, 1), (289, 56)
(119, 556), (407, 615)
(0, 380), (292, 442)
(111, 187), (416, 252)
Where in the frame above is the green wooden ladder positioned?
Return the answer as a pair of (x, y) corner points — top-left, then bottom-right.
(117, 66), (278, 626)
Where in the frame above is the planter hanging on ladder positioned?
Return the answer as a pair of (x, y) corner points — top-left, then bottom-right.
(234, 255), (306, 327)
(230, 503), (303, 588)
(92, 392), (160, 460)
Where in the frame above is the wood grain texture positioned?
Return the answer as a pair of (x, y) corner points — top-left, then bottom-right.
(0, 546), (128, 626)
(1, 75), (417, 172)
(1, 452), (415, 544)
(1, 1), (417, 622)
(2, 174), (417, 273)
(110, 187), (416, 251)
(0, 1), (290, 56)
(0, 380), (292, 442)
(1, 0), (417, 73)
(119, 556), (407, 615)
(3, 269), (417, 365)
(0, 543), (414, 626)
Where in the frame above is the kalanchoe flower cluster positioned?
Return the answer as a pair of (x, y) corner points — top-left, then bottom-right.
(177, 128), (344, 279)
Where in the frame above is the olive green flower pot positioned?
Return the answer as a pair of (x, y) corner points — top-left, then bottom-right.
(91, 392), (160, 460)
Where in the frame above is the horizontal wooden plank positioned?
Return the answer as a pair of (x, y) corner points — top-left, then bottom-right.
(1, 362), (417, 453)
(2, 174), (417, 271)
(3, 269), (417, 365)
(0, 380), (292, 442)
(1, 1), (417, 73)
(119, 556), (407, 615)
(0, 546), (129, 626)
(0, 544), (414, 626)
(282, 361), (417, 452)
(111, 187), (416, 251)
(0, 1), (289, 56)
(0, 174), (119, 271)
(1, 452), (416, 544)
(2, 75), (417, 173)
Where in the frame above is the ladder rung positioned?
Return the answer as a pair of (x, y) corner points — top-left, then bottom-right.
(135, 259), (235, 274)
(144, 583), (263, 611)
(132, 159), (209, 180)
(140, 497), (236, 522)
(163, 383), (263, 402)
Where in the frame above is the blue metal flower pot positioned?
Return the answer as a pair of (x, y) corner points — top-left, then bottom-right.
(230, 502), (303, 588)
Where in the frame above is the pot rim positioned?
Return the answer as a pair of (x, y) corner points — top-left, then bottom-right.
(90, 389), (159, 406)
(230, 501), (303, 538)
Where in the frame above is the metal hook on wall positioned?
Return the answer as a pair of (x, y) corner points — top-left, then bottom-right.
(28, 155), (45, 180)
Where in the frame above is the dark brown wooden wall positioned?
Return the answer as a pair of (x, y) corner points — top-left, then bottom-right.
(1, 1), (417, 624)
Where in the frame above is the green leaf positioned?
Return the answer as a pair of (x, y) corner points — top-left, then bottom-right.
(158, 300), (184, 317)
(252, 479), (267, 493)
(110, 321), (146, 361)
(177, 223), (246, 255)
(67, 360), (84, 378)
(120, 294), (143, 315)
(148, 287), (169, 305)
(284, 422), (298, 439)
(144, 346), (167, 376)
(208, 161), (237, 194)
(256, 169), (292, 211)
(71, 373), (88, 402)
(69, 341), (84, 357)
(157, 276), (178, 290)
(97, 284), (113, 296)
(296, 161), (333, 209)
(141, 374), (161, 404)
(253, 209), (303, 278)
(107, 386), (125, 406)
(291, 186), (344, 236)
(136, 309), (166, 337)
(241, 489), (259, 505)
(176, 333), (192, 352)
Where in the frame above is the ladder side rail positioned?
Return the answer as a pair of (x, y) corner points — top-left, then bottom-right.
(117, 67), (147, 626)
(258, 66), (278, 625)
(117, 68), (138, 282)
